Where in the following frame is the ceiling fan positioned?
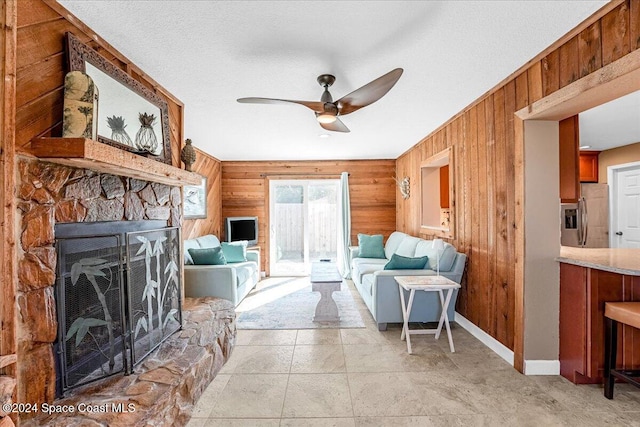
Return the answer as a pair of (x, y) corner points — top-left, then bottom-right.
(237, 68), (403, 133)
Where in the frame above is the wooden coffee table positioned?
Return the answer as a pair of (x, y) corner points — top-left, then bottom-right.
(310, 262), (342, 322)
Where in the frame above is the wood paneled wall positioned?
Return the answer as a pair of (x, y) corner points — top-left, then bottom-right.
(182, 147), (223, 240)
(222, 160), (396, 273)
(396, 0), (640, 351)
(1, 0), (17, 395)
(16, 0), (184, 163)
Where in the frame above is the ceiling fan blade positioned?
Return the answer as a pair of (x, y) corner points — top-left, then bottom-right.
(237, 97), (325, 113)
(319, 117), (350, 133)
(336, 68), (403, 115)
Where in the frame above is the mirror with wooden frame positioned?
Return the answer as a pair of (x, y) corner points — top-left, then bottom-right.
(420, 147), (454, 239)
(65, 32), (172, 165)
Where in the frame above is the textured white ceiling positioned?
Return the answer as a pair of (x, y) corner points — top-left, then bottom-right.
(59, 0), (609, 161)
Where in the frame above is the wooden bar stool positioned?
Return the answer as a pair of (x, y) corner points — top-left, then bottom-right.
(604, 302), (640, 399)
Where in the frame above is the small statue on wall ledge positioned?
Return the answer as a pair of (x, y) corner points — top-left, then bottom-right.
(181, 138), (196, 171)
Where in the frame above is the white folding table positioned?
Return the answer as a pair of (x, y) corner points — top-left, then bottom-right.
(394, 275), (461, 353)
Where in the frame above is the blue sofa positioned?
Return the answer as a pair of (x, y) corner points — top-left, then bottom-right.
(183, 235), (260, 306)
(350, 231), (466, 331)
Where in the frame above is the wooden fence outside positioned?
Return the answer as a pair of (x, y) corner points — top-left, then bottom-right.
(274, 202), (338, 259)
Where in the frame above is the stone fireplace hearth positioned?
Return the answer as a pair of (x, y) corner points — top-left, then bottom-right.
(10, 158), (236, 425)
(23, 297), (235, 427)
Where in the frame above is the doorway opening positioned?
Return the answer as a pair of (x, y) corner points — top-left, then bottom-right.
(514, 49), (640, 373)
(269, 179), (339, 276)
(609, 161), (640, 248)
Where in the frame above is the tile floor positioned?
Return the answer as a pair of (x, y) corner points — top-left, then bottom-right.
(188, 282), (640, 426)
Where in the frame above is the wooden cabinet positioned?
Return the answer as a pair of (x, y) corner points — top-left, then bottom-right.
(559, 116), (580, 203)
(560, 263), (640, 384)
(579, 151), (600, 182)
(439, 165), (449, 208)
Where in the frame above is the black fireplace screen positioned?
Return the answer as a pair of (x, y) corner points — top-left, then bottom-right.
(54, 221), (182, 395)
(126, 227), (182, 366)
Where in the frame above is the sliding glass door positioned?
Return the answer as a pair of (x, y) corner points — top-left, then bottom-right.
(269, 179), (339, 276)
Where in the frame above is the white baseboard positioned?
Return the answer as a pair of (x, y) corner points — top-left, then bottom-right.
(524, 360), (560, 375)
(454, 312), (514, 365)
(454, 312), (560, 375)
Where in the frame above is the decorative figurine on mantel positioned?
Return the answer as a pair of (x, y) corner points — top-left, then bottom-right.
(62, 71), (99, 139)
(181, 138), (197, 171)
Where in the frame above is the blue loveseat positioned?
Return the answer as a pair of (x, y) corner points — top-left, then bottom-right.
(350, 231), (466, 331)
(183, 235), (260, 306)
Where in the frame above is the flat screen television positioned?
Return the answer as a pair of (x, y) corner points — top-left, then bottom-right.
(225, 216), (258, 246)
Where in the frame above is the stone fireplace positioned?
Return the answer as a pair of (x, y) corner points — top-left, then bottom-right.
(54, 220), (181, 395)
(16, 159), (183, 405)
(13, 158), (235, 426)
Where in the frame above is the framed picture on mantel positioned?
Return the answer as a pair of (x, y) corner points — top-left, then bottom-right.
(183, 176), (207, 219)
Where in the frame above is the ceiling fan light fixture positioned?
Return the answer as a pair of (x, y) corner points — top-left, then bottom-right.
(317, 113), (337, 124)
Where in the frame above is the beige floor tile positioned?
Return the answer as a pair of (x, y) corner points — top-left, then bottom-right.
(291, 344), (346, 373)
(465, 411), (625, 427)
(191, 305), (640, 426)
(282, 373), (353, 418)
(347, 372), (427, 417)
(340, 328), (388, 345)
(565, 411), (640, 427)
(407, 371), (487, 416)
(445, 349), (514, 372)
(202, 419), (281, 426)
(219, 345), (294, 374)
(355, 416), (438, 427)
(235, 329), (298, 346)
(191, 374), (231, 418)
(296, 328), (342, 345)
(532, 374), (640, 412)
(343, 343), (404, 372)
(452, 369), (569, 414)
(208, 373), (288, 418)
(281, 418), (356, 426)
(344, 343), (455, 374)
(186, 418), (207, 427)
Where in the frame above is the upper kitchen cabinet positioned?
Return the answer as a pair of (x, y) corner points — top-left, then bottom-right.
(579, 151), (600, 183)
(559, 115), (580, 203)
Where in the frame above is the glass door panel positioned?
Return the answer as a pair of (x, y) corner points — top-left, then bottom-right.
(308, 182), (338, 263)
(270, 180), (338, 276)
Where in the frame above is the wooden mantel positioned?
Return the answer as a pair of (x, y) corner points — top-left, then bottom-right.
(31, 138), (202, 187)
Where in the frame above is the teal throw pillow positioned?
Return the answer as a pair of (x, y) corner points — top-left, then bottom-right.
(358, 233), (386, 258)
(384, 254), (428, 270)
(188, 247), (227, 265)
(221, 241), (247, 263)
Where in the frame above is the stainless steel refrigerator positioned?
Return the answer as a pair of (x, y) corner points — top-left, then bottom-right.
(561, 183), (609, 247)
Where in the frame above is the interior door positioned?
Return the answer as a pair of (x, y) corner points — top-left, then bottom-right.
(269, 179), (338, 276)
(610, 163), (640, 248)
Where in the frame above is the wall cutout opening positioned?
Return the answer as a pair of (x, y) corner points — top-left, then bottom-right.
(421, 147), (454, 239)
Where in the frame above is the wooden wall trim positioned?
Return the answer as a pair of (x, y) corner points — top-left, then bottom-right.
(516, 47), (640, 120)
(513, 116), (525, 373)
(397, 0), (626, 161)
(1, 0), (18, 381)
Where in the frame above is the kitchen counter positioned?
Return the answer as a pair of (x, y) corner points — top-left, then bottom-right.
(557, 247), (640, 276)
(558, 248), (640, 384)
